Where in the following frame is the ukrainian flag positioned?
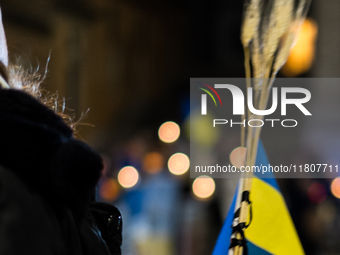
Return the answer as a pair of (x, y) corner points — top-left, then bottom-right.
(213, 141), (304, 255)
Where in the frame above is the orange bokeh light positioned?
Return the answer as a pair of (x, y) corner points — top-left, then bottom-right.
(118, 166), (139, 188)
(230, 147), (247, 168)
(158, 121), (180, 143)
(192, 176), (215, 199)
(143, 152), (164, 174)
(100, 178), (120, 202)
(168, 153), (190, 175)
(331, 177), (340, 199)
(282, 18), (318, 77)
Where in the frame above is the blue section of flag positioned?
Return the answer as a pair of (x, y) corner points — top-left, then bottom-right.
(254, 140), (279, 191)
(212, 187), (237, 255)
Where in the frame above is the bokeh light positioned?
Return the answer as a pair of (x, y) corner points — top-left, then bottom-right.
(192, 176), (215, 199)
(100, 178), (120, 202)
(168, 153), (190, 175)
(158, 121), (180, 143)
(281, 18), (318, 77)
(230, 147), (247, 168)
(143, 152), (164, 174)
(308, 182), (327, 204)
(190, 110), (219, 147)
(118, 166), (139, 188)
(331, 177), (340, 199)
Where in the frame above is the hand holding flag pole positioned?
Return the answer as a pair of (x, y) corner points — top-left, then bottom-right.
(230, 0), (312, 254)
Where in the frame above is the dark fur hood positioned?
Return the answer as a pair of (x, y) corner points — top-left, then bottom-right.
(0, 88), (103, 216)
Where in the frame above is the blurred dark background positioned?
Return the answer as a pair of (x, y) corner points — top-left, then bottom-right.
(3, 0), (340, 254)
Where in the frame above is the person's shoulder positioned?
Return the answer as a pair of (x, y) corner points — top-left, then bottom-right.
(0, 166), (67, 255)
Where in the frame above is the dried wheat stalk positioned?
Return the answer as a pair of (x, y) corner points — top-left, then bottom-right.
(263, 0), (294, 69)
(231, 1), (312, 254)
(241, 0), (261, 47)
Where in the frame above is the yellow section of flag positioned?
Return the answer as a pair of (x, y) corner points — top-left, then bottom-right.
(245, 177), (305, 255)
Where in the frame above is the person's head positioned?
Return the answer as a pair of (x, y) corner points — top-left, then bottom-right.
(0, 7), (103, 216)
